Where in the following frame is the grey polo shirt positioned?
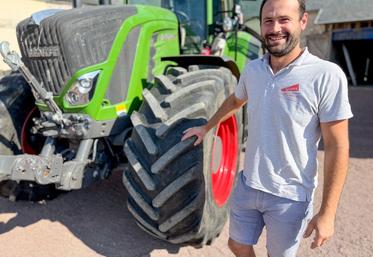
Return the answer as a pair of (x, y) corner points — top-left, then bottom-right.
(235, 48), (353, 202)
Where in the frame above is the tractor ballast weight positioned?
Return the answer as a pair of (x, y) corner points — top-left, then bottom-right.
(0, 0), (262, 245)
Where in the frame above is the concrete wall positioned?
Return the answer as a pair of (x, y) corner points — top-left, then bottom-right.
(303, 10), (331, 60)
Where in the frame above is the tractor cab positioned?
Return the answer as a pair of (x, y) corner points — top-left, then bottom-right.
(127, 0), (210, 53)
(127, 0), (261, 55)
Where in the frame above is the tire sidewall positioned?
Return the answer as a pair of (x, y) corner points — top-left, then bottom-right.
(199, 109), (242, 241)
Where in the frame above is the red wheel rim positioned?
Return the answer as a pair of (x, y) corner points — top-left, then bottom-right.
(211, 115), (238, 207)
(21, 107), (41, 154)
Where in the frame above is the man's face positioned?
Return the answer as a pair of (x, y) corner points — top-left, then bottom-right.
(260, 0), (308, 57)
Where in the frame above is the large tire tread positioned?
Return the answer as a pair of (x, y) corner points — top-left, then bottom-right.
(123, 170), (159, 220)
(130, 111), (158, 155)
(150, 137), (195, 175)
(142, 88), (168, 121)
(152, 165), (198, 208)
(163, 80), (219, 106)
(155, 103), (207, 137)
(154, 75), (177, 93)
(123, 66), (240, 245)
(123, 141), (156, 191)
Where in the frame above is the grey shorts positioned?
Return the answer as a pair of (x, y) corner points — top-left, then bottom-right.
(229, 172), (313, 257)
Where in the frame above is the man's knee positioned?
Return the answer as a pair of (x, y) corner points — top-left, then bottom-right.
(228, 238), (256, 257)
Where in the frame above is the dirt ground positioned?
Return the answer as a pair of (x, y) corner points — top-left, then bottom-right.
(0, 1), (372, 256)
(0, 0), (70, 71)
(0, 87), (372, 257)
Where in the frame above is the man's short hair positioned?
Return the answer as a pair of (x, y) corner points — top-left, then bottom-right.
(259, 0), (306, 22)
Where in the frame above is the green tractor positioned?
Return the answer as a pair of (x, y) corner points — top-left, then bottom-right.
(0, 0), (261, 245)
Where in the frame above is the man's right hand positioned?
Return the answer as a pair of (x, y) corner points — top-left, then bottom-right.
(181, 126), (207, 146)
(181, 94), (246, 147)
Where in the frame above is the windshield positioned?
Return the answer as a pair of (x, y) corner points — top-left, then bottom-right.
(167, 0), (207, 42)
(128, 0), (207, 51)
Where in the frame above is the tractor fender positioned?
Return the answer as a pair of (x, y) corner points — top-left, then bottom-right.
(162, 55), (240, 80)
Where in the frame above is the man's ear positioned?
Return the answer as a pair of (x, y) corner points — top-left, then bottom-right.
(300, 12), (309, 31)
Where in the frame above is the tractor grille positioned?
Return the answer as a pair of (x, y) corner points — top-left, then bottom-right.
(17, 18), (70, 95)
(16, 6), (137, 96)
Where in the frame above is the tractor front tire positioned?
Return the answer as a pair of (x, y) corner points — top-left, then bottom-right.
(123, 66), (242, 245)
(0, 72), (57, 201)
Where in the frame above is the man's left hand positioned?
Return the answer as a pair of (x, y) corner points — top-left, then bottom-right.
(303, 212), (335, 249)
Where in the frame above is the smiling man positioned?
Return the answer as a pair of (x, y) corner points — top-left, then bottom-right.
(181, 0), (353, 256)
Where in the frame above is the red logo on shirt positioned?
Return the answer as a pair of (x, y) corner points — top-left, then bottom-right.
(281, 84), (300, 92)
(280, 83), (300, 102)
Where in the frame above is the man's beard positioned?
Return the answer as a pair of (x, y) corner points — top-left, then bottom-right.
(262, 32), (299, 57)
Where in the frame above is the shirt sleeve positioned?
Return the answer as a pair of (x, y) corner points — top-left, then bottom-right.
(235, 66), (249, 101)
(318, 65), (353, 122)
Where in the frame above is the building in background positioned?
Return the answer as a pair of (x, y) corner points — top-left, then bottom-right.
(305, 0), (373, 86)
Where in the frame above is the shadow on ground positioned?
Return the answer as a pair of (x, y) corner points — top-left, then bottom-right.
(0, 171), (182, 257)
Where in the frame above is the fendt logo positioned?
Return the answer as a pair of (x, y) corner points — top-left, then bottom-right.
(26, 46), (60, 58)
(24, 17), (61, 58)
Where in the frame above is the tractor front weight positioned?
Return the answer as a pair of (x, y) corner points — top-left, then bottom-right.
(0, 138), (103, 190)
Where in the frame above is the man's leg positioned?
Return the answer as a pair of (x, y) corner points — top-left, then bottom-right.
(229, 172), (265, 257)
(228, 238), (256, 257)
(262, 193), (313, 257)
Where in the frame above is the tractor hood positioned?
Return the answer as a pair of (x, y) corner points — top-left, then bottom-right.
(16, 5), (177, 96)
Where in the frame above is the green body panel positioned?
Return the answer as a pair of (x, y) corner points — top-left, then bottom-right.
(207, 0), (213, 26)
(38, 5), (179, 121)
(223, 31), (254, 72)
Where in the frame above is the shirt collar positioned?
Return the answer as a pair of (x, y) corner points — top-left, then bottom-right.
(262, 47), (310, 68)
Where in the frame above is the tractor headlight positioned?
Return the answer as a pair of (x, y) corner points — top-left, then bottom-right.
(65, 71), (100, 106)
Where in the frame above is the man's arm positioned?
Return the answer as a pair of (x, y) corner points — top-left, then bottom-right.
(181, 93), (246, 145)
(304, 119), (350, 249)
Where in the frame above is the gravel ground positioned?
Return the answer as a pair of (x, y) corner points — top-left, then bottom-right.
(0, 87), (372, 257)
